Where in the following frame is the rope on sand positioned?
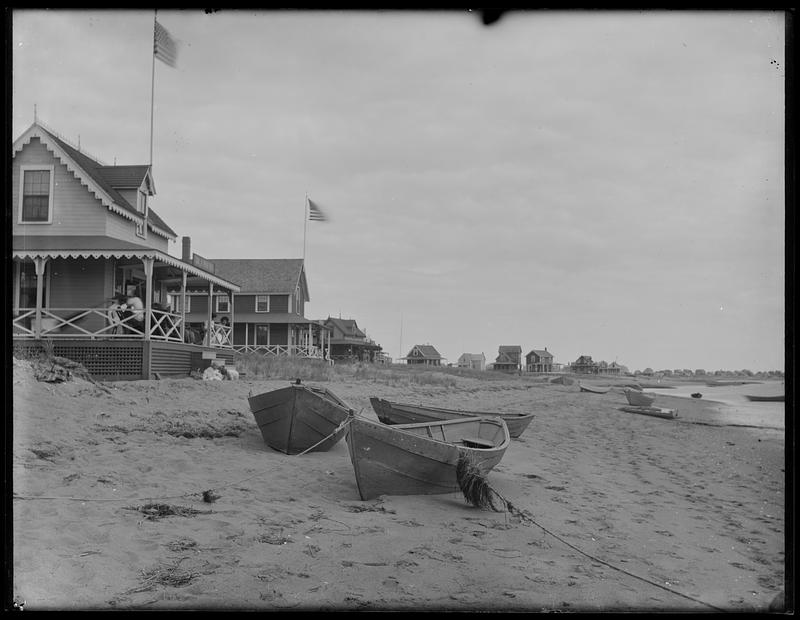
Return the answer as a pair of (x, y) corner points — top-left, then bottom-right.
(455, 453), (728, 613)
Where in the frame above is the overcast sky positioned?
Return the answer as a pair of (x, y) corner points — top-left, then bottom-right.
(11, 9), (785, 372)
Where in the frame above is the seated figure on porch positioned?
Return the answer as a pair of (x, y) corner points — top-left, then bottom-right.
(123, 287), (145, 334)
(106, 294), (127, 335)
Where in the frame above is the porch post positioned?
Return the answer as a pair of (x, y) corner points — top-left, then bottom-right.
(33, 257), (48, 339)
(180, 272), (187, 343)
(205, 283), (214, 346)
(308, 322), (312, 356)
(142, 257), (154, 341)
(230, 289), (235, 347)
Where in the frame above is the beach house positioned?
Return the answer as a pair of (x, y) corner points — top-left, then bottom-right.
(403, 344), (443, 366)
(457, 352), (486, 371)
(322, 316), (383, 362)
(191, 256), (328, 360)
(571, 355), (598, 374)
(525, 348), (554, 373)
(11, 121), (241, 379)
(493, 345), (522, 373)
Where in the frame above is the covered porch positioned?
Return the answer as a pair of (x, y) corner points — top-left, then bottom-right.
(12, 236), (241, 379)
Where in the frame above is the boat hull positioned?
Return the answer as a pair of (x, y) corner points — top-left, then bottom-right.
(623, 389), (656, 407)
(620, 406), (678, 419)
(370, 397), (534, 439)
(248, 383), (352, 454)
(744, 394), (784, 402)
(578, 382), (610, 394)
(346, 415), (510, 501)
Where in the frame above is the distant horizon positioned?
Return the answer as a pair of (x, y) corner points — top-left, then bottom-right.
(13, 10), (785, 373)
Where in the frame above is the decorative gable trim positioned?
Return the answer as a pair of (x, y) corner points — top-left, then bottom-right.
(12, 124), (173, 241)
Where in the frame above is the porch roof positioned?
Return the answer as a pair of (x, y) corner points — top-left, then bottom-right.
(12, 235), (240, 292)
(247, 314), (327, 326)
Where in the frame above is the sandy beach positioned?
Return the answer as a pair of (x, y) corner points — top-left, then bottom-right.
(11, 359), (786, 612)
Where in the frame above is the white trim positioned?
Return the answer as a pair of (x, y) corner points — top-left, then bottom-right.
(13, 125), (175, 241)
(255, 294), (270, 313)
(12, 248), (240, 292)
(18, 165), (55, 224)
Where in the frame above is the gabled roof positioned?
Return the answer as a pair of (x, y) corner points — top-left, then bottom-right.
(209, 258), (308, 298)
(498, 345), (522, 353)
(459, 352), (485, 360)
(526, 349), (552, 358)
(12, 122), (175, 240)
(409, 344), (441, 359)
(325, 317), (367, 339)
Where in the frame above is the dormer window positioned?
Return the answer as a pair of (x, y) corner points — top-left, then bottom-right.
(19, 165), (54, 224)
(137, 189), (148, 214)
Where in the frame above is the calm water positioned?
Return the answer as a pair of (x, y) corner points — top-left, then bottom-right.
(644, 381), (785, 431)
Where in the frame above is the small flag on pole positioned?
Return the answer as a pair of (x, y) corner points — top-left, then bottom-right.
(308, 198), (328, 222)
(154, 20), (178, 68)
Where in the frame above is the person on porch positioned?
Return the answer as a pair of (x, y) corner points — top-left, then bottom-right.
(124, 284), (145, 334)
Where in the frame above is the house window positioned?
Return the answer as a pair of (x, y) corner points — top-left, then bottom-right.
(255, 324), (269, 345)
(19, 166), (55, 223)
(137, 189), (148, 214)
(170, 294), (191, 313)
(17, 260), (48, 309)
(255, 295), (269, 312)
(216, 295), (230, 313)
(135, 221), (146, 238)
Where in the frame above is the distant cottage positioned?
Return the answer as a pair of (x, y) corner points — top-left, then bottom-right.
(525, 348), (554, 373)
(404, 344), (442, 366)
(494, 345), (522, 373)
(457, 352), (486, 371)
(323, 316), (383, 362)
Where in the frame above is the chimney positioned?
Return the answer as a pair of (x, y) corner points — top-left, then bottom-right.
(182, 236), (191, 261)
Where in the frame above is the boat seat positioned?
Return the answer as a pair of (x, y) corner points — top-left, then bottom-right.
(461, 437), (494, 449)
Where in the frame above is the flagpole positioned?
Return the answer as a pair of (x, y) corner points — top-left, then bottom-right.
(149, 10), (157, 167)
(303, 193), (309, 262)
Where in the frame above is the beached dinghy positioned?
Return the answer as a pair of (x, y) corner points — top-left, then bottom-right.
(248, 380), (354, 454)
(744, 394), (784, 402)
(620, 406), (678, 419)
(346, 415), (510, 501)
(370, 397), (534, 439)
(578, 382), (611, 394)
(623, 388), (657, 407)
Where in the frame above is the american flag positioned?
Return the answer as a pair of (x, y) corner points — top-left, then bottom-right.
(154, 20), (178, 68)
(308, 199), (328, 222)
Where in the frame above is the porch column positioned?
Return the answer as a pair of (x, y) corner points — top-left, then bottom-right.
(308, 322), (312, 356)
(205, 283), (214, 346)
(180, 272), (187, 343)
(33, 257), (48, 339)
(230, 289), (235, 347)
(142, 257), (154, 342)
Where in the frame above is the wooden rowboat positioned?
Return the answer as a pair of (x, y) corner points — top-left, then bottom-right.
(744, 394), (784, 402)
(370, 397), (534, 439)
(578, 382), (611, 394)
(248, 381), (354, 454)
(620, 406), (678, 419)
(623, 388), (656, 407)
(346, 415), (510, 501)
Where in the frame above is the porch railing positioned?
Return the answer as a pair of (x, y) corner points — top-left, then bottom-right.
(232, 344), (324, 359)
(11, 307), (200, 345)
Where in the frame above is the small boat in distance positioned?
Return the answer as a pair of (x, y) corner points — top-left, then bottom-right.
(744, 394), (785, 402)
(346, 415), (510, 501)
(248, 380), (353, 455)
(620, 406), (678, 420)
(623, 388), (657, 407)
(370, 397), (535, 439)
(578, 382), (611, 394)
(691, 393), (703, 399)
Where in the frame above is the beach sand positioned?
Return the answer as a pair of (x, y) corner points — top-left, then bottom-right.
(11, 360), (786, 612)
